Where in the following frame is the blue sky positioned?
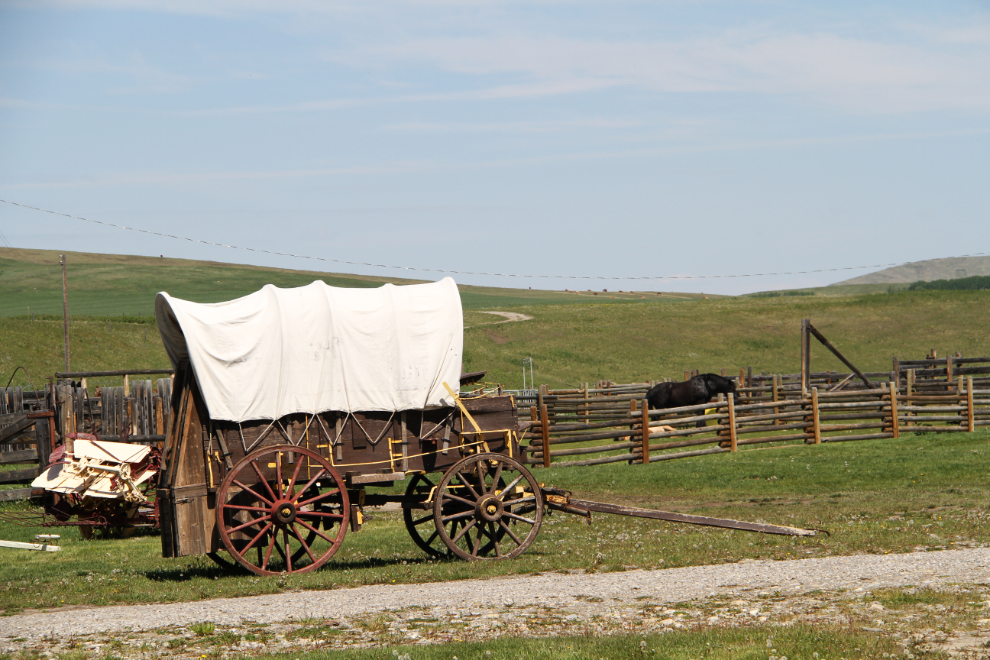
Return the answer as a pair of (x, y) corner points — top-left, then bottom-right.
(0, 1), (987, 294)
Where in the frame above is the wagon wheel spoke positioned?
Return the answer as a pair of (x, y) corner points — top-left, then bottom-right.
(474, 462), (489, 497)
(283, 528), (292, 573)
(295, 518), (340, 545)
(292, 525), (316, 563)
(297, 487), (342, 509)
(441, 509), (476, 524)
(450, 518), (477, 545)
(236, 521), (273, 557)
(470, 527), (484, 557)
(285, 459), (304, 500)
(505, 495), (536, 506)
(249, 462), (278, 502)
(261, 530), (276, 570)
(498, 475), (525, 500)
(411, 512), (434, 527)
(275, 453), (284, 498)
(502, 511), (538, 526)
(440, 492), (476, 508)
(489, 522), (502, 557)
(231, 480), (272, 506)
(222, 503), (270, 513)
(499, 520), (523, 546)
(489, 462), (504, 495)
(292, 469), (328, 503)
(454, 472), (481, 501)
(227, 514), (271, 535)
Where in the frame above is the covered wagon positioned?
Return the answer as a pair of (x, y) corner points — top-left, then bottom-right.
(154, 278), (543, 575)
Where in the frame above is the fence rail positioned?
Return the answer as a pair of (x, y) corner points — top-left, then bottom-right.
(520, 369), (990, 468)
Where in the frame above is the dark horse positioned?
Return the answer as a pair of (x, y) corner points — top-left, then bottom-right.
(646, 374), (739, 425)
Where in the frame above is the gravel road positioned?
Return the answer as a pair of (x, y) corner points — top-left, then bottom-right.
(4, 547), (989, 642)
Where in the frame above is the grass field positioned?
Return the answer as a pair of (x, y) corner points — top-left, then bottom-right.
(3, 288), (989, 390)
(1, 429), (987, 614)
(0, 247), (705, 319)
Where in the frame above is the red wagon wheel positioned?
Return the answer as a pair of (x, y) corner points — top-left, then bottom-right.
(433, 453), (543, 561)
(217, 445), (349, 575)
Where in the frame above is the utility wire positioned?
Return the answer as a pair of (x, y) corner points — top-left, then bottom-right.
(1, 198), (987, 282)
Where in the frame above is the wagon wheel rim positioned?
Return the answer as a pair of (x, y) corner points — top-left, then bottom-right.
(403, 472), (472, 558)
(217, 445), (349, 576)
(433, 453), (543, 561)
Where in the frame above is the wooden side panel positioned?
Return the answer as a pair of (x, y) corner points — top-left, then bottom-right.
(159, 367), (218, 557)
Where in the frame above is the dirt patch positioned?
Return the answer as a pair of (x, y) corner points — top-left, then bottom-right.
(484, 329), (511, 344)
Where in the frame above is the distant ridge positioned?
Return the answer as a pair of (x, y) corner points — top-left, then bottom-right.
(831, 256), (990, 286)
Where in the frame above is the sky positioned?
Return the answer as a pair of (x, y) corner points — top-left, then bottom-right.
(0, 1), (988, 295)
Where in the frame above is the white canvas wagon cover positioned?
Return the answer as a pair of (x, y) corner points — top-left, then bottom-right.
(155, 278), (463, 422)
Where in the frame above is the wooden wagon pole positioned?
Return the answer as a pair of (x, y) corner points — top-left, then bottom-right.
(805, 322), (874, 389)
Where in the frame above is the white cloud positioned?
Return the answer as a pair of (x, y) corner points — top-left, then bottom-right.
(361, 26), (990, 113)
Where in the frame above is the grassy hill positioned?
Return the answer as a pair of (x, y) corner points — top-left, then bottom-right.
(0, 247), (715, 317)
(4, 288), (989, 391)
(830, 255), (990, 286)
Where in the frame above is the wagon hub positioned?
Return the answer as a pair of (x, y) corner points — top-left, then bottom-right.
(477, 496), (504, 522)
(273, 499), (297, 525)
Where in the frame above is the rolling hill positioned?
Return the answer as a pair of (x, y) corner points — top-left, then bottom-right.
(0, 247), (715, 318)
(830, 256), (990, 286)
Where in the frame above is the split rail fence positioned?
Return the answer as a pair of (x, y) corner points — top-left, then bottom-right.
(519, 355), (990, 468)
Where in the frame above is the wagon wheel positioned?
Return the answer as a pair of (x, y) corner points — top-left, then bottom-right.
(433, 453), (543, 561)
(217, 445), (349, 575)
(403, 472), (478, 558)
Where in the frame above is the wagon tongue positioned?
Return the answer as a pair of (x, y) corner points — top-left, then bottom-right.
(541, 487), (818, 537)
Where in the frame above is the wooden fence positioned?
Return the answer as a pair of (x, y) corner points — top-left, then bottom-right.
(520, 356), (990, 468)
(0, 412), (55, 501)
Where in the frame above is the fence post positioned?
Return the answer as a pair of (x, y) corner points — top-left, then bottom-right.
(946, 356), (954, 389)
(889, 382), (900, 439)
(967, 376), (975, 432)
(540, 404), (551, 468)
(641, 398), (650, 464)
(727, 393), (737, 452)
(772, 374), (780, 425)
(811, 387), (821, 444)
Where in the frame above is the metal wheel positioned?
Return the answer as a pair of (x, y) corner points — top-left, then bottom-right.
(433, 453), (543, 561)
(216, 445), (349, 575)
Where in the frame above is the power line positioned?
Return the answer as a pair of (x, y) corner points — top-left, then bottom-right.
(1, 198), (986, 281)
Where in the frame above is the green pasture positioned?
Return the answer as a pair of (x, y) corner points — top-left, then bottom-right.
(1, 429), (987, 614)
(0, 248), (678, 319)
(461, 288), (990, 387)
(3, 289), (989, 390)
